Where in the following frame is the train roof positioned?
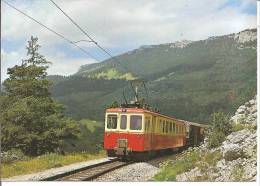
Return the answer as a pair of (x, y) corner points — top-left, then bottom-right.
(106, 107), (208, 128)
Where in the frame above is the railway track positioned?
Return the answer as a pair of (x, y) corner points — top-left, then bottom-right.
(40, 150), (182, 181)
(42, 158), (131, 181)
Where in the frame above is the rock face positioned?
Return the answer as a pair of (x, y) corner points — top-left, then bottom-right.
(230, 95), (257, 125)
(234, 29), (257, 43)
(176, 96), (257, 182)
(169, 40), (193, 48)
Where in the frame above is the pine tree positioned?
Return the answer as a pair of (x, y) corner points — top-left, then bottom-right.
(1, 36), (79, 156)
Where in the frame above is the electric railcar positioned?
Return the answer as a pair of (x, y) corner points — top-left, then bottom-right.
(104, 107), (207, 158)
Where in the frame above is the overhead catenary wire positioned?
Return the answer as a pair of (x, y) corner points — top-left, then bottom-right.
(49, 0), (130, 72)
(2, 0), (100, 62)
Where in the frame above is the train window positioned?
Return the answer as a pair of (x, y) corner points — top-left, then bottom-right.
(173, 122), (176, 134)
(160, 120), (163, 133)
(120, 115), (127, 129)
(130, 115), (142, 130)
(162, 121), (164, 133)
(163, 120), (166, 133)
(107, 114), (117, 129)
(170, 122), (173, 133)
(145, 117), (150, 131)
(166, 121), (169, 133)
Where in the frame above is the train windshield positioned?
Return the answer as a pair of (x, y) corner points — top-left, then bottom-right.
(130, 115), (142, 130)
(107, 114), (117, 129)
(120, 115), (127, 129)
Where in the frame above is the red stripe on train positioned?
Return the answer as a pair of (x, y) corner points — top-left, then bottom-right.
(104, 132), (186, 152)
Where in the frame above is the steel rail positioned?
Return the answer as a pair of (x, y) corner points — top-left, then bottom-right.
(42, 158), (131, 181)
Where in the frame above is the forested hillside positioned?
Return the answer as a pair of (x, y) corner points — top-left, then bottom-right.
(50, 28), (257, 123)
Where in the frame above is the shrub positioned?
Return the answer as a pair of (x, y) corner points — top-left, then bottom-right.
(207, 131), (226, 148)
(207, 111), (232, 148)
(209, 111), (232, 135)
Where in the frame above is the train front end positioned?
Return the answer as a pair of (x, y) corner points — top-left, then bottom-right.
(104, 108), (145, 157)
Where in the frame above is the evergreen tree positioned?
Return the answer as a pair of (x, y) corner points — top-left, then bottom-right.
(0, 36), (79, 156)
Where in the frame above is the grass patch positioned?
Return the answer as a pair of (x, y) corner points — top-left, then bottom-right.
(203, 150), (222, 166)
(1, 151), (105, 178)
(231, 123), (256, 132)
(153, 150), (201, 181)
(93, 68), (136, 80)
(153, 150), (222, 181)
(231, 164), (245, 181)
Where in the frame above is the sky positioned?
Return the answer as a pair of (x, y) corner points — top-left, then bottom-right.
(1, 0), (257, 81)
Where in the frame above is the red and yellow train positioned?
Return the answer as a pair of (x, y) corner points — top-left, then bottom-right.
(104, 107), (207, 158)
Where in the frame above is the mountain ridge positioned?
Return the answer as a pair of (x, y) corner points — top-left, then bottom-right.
(50, 28), (256, 123)
(75, 28), (256, 80)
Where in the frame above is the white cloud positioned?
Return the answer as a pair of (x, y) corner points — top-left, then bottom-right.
(1, 47), (95, 81)
(46, 51), (96, 76)
(1, 0), (257, 81)
(1, 47), (26, 80)
(2, 0), (257, 46)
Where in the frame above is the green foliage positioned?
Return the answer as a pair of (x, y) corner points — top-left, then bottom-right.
(207, 111), (232, 148)
(50, 76), (128, 120)
(62, 119), (104, 153)
(209, 111), (232, 135)
(0, 36), (79, 156)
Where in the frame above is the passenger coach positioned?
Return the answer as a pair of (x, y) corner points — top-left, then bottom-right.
(104, 107), (206, 158)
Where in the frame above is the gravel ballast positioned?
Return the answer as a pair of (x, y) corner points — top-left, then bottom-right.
(93, 162), (159, 181)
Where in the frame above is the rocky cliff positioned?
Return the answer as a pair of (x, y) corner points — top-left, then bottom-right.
(230, 95), (257, 125)
(176, 96), (257, 181)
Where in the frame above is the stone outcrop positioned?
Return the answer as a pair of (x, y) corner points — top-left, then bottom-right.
(230, 95), (257, 125)
(234, 29), (257, 43)
(176, 96), (257, 182)
(169, 40), (193, 48)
